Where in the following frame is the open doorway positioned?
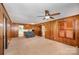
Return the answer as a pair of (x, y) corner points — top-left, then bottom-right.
(18, 25), (24, 37)
(42, 25), (45, 37)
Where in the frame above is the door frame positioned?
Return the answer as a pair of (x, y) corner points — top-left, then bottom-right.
(3, 15), (8, 49)
(42, 25), (45, 37)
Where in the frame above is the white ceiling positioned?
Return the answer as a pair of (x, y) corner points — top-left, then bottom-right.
(4, 3), (79, 24)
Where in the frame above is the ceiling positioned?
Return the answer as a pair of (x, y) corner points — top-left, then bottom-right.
(4, 3), (79, 24)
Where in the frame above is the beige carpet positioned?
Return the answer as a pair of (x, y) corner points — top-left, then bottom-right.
(4, 36), (77, 55)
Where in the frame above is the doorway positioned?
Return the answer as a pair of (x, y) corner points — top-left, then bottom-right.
(18, 25), (24, 37)
(42, 25), (45, 37)
(3, 16), (8, 49)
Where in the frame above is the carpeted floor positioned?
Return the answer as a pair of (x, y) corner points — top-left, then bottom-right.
(4, 36), (77, 55)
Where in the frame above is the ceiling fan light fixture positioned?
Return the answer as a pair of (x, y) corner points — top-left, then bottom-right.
(45, 16), (50, 19)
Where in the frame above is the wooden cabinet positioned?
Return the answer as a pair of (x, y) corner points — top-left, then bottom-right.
(57, 17), (76, 46)
(58, 20), (66, 38)
(42, 15), (79, 46)
(65, 17), (75, 39)
(58, 17), (75, 39)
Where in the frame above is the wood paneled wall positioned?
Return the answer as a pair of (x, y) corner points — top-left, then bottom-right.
(7, 18), (12, 42)
(24, 24), (32, 29)
(11, 23), (19, 38)
(33, 24), (42, 36)
(24, 24), (42, 36)
(42, 15), (79, 46)
(0, 4), (12, 54)
(51, 21), (58, 40)
(76, 15), (79, 47)
(0, 4), (4, 55)
(43, 22), (51, 39)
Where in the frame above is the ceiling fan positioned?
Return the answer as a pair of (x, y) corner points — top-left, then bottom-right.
(37, 10), (60, 20)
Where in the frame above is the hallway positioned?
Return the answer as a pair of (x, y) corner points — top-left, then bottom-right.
(4, 36), (77, 55)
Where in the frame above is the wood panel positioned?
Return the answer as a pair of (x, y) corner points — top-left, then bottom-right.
(2, 4), (12, 49)
(65, 17), (75, 39)
(65, 17), (76, 46)
(24, 24), (32, 29)
(52, 21), (58, 40)
(11, 23), (19, 38)
(76, 15), (79, 47)
(33, 24), (42, 36)
(7, 18), (12, 41)
(44, 22), (51, 39)
(58, 20), (66, 38)
(0, 4), (4, 54)
(50, 21), (54, 39)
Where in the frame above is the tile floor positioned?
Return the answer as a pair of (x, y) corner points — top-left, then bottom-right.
(4, 36), (77, 55)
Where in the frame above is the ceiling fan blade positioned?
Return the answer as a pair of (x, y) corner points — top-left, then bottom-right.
(43, 17), (45, 20)
(37, 16), (45, 17)
(45, 10), (50, 16)
(49, 13), (60, 16)
(50, 17), (54, 19)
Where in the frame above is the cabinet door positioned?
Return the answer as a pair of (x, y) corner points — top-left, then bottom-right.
(58, 20), (65, 30)
(66, 29), (74, 39)
(59, 29), (65, 38)
(65, 17), (75, 39)
(66, 17), (74, 29)
(58, 20), (66, 38)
